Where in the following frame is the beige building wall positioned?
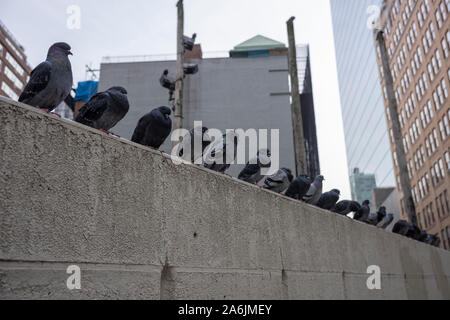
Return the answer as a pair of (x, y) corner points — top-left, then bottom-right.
(377, 0), (450, 249)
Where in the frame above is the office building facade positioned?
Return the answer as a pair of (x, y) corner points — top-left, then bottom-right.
(330, 0), (397, 202)
(376, 0), (449, 249)
(0, 20), (31, 100)
(98, 36), (320, 179)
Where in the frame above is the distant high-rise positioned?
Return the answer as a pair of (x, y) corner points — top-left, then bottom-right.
(0, 20), (31, 100)
(376, 0), (449, 249)
(330, 1), (396, 198)
(350, 167), (378, 206)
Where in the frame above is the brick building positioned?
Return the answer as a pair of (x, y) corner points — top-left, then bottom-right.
(0, 20), (31, 100)
(376, 0), (450, 249)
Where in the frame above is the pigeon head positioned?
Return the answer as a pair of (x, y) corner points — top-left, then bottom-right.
(158, 106), (172, 119)
(331, 189), (341, 195)
(316, 175), (325, 182)
(362, 200), (370, 206)
(378, 206), (387, 214)
(163, 70), (169, 76)
(48, 42), (73, 57)
(282, 168), (294, 182)
(109, 87), (128, 95)
(350, 201), (361, 212)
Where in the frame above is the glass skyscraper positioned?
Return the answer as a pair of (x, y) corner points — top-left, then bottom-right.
(330, 0), (396, 197)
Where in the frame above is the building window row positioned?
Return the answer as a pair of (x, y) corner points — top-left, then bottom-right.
(435, 1), (449, 29)
(419, 202), (436, 229)
(420, 99), (434, 128)
(413, 145), (427, 171)
(438, 111), (450, 141)
(430, 158), (447, 187)
(425, 129), (440, 157)
(436, 189), (450, 220)
(1, 82), (18, 100)
(4, 65), (23, 90)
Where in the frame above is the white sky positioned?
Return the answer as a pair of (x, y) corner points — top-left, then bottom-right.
(1, 0), (352, 199)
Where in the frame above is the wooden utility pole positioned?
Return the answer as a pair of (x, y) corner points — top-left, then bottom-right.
(287, 17), (307, 176)
(375, 30), (417, 226)
(173, 0), (185, 132)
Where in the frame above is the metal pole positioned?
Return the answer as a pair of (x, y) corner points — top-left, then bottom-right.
(287, 17), (307, 176)
(173, 0), (185, 132)
(375, 30), (417, 226)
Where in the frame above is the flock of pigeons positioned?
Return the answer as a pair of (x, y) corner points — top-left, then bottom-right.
(16, 42), (440, 249)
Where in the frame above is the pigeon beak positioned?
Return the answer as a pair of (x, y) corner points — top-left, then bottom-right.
(68, 51), (73, 56)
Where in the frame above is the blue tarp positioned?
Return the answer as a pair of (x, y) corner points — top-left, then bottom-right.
(74, 81), (99, 102)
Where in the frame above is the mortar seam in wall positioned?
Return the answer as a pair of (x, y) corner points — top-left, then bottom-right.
(0, 259), (445, 279)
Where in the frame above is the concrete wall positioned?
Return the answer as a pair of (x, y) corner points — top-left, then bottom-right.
(98, 55), (296, 177)
(1, 97), (450, 300)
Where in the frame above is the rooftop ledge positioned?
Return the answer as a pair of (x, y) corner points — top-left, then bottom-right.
(0, 95), (449, 300)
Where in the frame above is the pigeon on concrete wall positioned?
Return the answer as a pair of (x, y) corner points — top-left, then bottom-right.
(75, 87), (129, 131)
(19, 43), (73, 111)
(317, 189), (341, 210)
(302, 175), (325, 205)
(353, 200), (371, 222)
(285, 174), (312, 200)
(203, 132), (239, 174)
(263, 168), (294, 194)
(177, 126), (211, 163)
(131, 106), (172, 149)
(392, 220), (411, 236)
(377, 213), (394, 229)
(238, 149), (272, 184)
(331, 200), (361, 216)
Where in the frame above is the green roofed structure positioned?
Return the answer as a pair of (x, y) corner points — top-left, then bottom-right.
(229, 35), (287, 58)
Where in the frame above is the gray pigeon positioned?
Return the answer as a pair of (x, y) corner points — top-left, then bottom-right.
(184, 33), (197, 51)
(131, 106), (172, 149)
(263, 168), (294, 193)
(353, 200), (371, 222)
(376, 213), (394, 229)
(332, 200), (361, 216)
(303, 175), (325, 205)
(285, 174), (312, 200)
(392, 220), (411, 236)
(19, 42), (73, 111)
(177, 126), (211, 163)
(75, 87), (129, 131)
(317, 189), (341, 210)
(160, 70), (176, 101)
(203, 132), (239, 174)
(238, 149), (271, 184)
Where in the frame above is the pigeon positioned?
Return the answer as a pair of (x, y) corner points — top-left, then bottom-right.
(263, 168), (294, 193)
(75, 87), (129, 131)
(238, 149), (272, 184)
(332, 200), (361, 216)
(160, 70), (176, 101)
(203, 132), (239, 173)
(376, 213), (394, 229)
(405, 224), (422, 240)
(392, 220), (411, 236)
(19, 42), (73, 111)
(131, 106), (172, 149)
(354, 200), (371, 222)
(430, 235), (441, 247)
(285, 174), (312, 200)
(317, 189), (341, 210)
(184, 33), (197, 51)
(303, 175), (325, 205)
(177, 126), (211, 163)
(367, 207), (381, 226)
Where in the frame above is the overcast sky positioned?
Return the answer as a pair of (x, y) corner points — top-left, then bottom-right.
(1, 0), (352, 198)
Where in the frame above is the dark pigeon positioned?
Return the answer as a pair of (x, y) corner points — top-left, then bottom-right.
(75, 87), (129, 131)
(178, 126), (211, 163)
(203, 132), (239, 174)
(19, 42), (73, 111)
(285, 174), (312, 200)
(354, 200), (371, 222)
(160, 70), (176, 101)
(238, 149), (271, 184)
(332, 200), (361, 216)
(392, 220), (411, 236)
(303, 175), (325, 205)
(317, 189), (341, 210)
(131, 106), (172, 149)
(184, 64), (199, 75)
(184, 33), (197, 51)
(376, 213), (394, 229)
(263, 168), (294, 194)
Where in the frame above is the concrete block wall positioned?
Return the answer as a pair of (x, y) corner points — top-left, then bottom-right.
(0, 97), (449, 300)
